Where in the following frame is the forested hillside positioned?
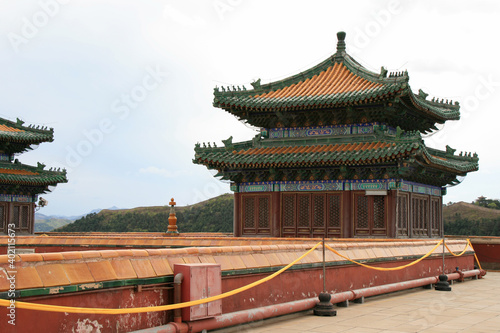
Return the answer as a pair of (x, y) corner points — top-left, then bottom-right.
(54, 194), (500, 236)
(444, 198), (500, 236)
(55, 194), (234, 233)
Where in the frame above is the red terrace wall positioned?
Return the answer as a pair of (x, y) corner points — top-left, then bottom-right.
(219, 255), (474, 313)
(472, 243), (500, 270)
(0, 286), (172, 333)
(0, 254), (473, 332)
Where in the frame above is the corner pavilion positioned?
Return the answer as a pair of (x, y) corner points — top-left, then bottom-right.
(194, 32), (478, 239)
(0, 117), (67, 234)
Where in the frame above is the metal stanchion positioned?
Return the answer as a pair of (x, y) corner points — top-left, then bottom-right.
(435, 237), (451, 291)
(314, 237), (336, 316)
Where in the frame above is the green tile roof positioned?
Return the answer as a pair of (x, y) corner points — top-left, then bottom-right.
(212, 32), (460, 128)
(0, 161), (68, 186)
(0, 117), (54, 144)
(193, 132), (478, 179)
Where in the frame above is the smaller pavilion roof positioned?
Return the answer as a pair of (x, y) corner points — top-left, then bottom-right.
(0, 117), (54, 144)
(0, 117), (55, 155)
(0, 160), (67, 187)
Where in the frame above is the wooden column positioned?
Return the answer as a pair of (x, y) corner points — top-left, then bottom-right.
(233, 192), (241, 237)
(29, 202), (35, 234)
(271, 192), (281, 237)
(387, 190), (397, 238)
(342, 191), (351, 238)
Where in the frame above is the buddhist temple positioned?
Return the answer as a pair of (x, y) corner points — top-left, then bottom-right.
(194, 31), (479, 239)
(0, 117), (67, 234)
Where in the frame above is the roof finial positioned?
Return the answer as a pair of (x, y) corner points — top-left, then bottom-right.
(336, 31), (346, 53)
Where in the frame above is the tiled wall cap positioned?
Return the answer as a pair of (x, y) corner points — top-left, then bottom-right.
(17, 253), (43, 261)
(131, 249), (149, 257)
(61, 252), (84, 260)
(0, 254), (21, 263)
(81, 251), (103, 259)
(184, 247), (200, 255)
(41, 253), (64, 261)
(99, 250), (120, 258)
(114, 249), (134, 257)
(195, 247), (212, 254)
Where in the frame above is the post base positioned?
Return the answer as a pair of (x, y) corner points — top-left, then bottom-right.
(435, 274), (452, 291)
(313, 292), (337, 316)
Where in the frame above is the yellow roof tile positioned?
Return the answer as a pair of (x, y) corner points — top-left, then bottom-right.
(36, 264), (70, 287)
(88, 261), (118, 282)
(149, 258), (173, 276)
(110, 260), (137, 279)
(130, 259), (156, 278)
(62, 263), (95, 284)
(13, 266), (43, 289)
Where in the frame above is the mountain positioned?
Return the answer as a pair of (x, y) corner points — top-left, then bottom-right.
(53, 194), (234, 233)
(443, 201), (500, 222)
(444, 201), (500, 236)
(35, 206), (123, 232)
(35, 214), (75, 232)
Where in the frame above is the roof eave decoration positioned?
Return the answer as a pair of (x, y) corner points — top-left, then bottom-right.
(0, 160), (68, 187)
(420, 146), (479, 175)
(0, 117), (54, 144)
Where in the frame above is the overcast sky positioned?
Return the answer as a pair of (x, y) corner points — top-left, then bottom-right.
(1, 0), (499, 216)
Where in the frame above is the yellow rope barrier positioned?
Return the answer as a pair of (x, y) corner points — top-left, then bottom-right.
(467, 240), (483, 271)
(325, 239), (443, 271)
(444, 239), (470, 257)
(0, 241), (322, 314)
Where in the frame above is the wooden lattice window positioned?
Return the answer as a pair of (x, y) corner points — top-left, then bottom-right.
(283, 194), (295, 227)
(354, 193), (387, 236)
(258, 197), (270, 229)
(298, 195), (310, 227)
(281, 192), (342, 238)
(411, 195), (429, 237)
(397, 194), (409, 237)
(373, 196), (385, 229)
(328, 195), (341, 228)
(243, 197), (255, 229)
(21, 206), (29, 229)
(241, 194), (271, 235)
(11, 204), (31, 232)
(312, 194), (325, 227)
(355, 196), (369, 230)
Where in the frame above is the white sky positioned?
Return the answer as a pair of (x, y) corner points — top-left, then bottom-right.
(0, 0), (499, 216)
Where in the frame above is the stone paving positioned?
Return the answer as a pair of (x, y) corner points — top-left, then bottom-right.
(213, 272), (500, 333)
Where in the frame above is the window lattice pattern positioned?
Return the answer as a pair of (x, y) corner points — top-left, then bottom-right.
(0, 205), (4, 231)
(412, 197), (429, 236)
(328, 195), (341, 228)
(413, 198), (420, 234)
(356, 196), (368, 229)
(13, 206), (20, 229)
(373, 196), (385, 229)
(298, 195), (310, 227)
(244, 197), (255, 229)
(21, 206), (29, 229)
(397, 195), (408, 235)
(312, 195), (325, 227)
(421, 199), (428, 230)
(258, 197), (270, 228)
(283, 195), (295, 227)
